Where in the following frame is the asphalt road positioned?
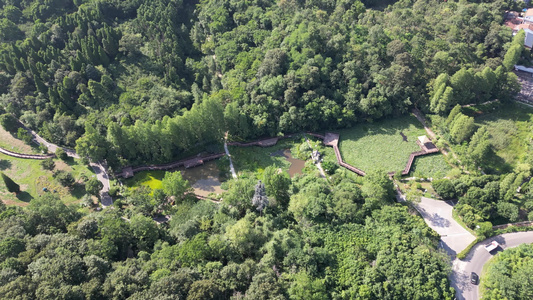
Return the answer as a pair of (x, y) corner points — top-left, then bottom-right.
(451, 232), (533, 300)
(414, 197), (476, 256)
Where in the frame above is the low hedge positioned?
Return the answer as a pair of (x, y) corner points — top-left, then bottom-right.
(457, 226), (533, 260)
(457, 238), (482, 260)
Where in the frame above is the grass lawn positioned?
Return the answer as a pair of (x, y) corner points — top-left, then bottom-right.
(0, 154), (95, 206)
(463, 102), (533, 173)
(337, 115), (427, 173)
(409, 153), (451, 179)
(125, 170), (165, 191)
(0, 126), (40, 154)
(229, 138), (299, 175)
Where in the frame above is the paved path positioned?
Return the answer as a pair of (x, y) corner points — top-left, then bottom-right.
(26, 127), (112, 207)
(451, 232), (533, 300)
(415, 197), (476, 256)
(223, 135), (237, 179)
(405, 193), (533, 300)
(28, 128), (80, 159)
(411, 108), (437, 140)
(89, 161), (112, 206)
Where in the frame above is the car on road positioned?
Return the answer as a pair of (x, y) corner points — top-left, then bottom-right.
(471, 272), (479, 285)
(484, 241), (500, 253)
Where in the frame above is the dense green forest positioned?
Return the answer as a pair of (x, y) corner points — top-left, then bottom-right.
(482, 243), (533, 299)
(0, 0), (523, 168)
(0, 169), (455, 299)
(0, 0), (530, 298)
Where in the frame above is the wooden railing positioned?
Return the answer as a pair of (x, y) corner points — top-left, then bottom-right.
(117, 153), (225, 178)
(0, 147), (55, 160)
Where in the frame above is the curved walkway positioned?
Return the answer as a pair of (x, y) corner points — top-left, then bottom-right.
(4, 125), (113, 207)
(403, 192), (533, 300)
(24, 128), (114, 205)
(451, 232), (533, 300)
(415, 197), (476, 256)
(0, 147), (55, 160)
(397, 193), (476, 256)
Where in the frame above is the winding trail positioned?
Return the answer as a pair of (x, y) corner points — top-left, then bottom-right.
(0, 147), (55, 159)
(398, 190), (533, 300)
(32, 131), (112, 206)
(451, 232), (533, 300)
(15, 126), (113, 207)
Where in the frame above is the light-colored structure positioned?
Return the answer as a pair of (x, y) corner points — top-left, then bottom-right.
(504, 9), (533, 48)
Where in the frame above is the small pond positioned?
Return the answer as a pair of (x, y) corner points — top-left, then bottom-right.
(178, 160), (224, 197)
(127, 160), (224, 197)
(271, 149), (306, 177)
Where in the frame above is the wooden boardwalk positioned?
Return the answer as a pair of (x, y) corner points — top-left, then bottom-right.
(117, 153), (225, 178)
(0, 147), (55, 160)
(116, 128), (439, 181)
(321, 133), (366, 176)
(227, 137), (280, 147)
(401, 139), (440, 175)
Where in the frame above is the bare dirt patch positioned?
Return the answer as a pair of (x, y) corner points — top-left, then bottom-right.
(55, 160), (72, 172)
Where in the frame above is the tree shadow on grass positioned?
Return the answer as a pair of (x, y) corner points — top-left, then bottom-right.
(0, 160), (11, 170)
(71, 183), (87, 199)
(63, 156), (80, 167)
(16, 191), (33, 202)
(481, 150), (513, 174)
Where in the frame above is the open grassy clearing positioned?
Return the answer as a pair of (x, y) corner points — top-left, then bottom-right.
(0, 153), (95, 206)
(410, 153), (451, 179)
(464, 102), (533, 173)
(337, 115), (427, 173)
(125, 170), (165, 191)
(0, 126), (40, 154)
(229, 138), (298, 175)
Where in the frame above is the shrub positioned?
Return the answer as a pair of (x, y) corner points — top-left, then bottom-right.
(16, 128), (31, 144)
(108, 186), (118, 197)
(322, 161), (338, 175)
(54, 170), (75, 187)
(38, 143), (48, 154)
(0, 113), (18, 133)
(85, 178), (103, 196)
(432, 179), (456, 199)
(55, 148), (68, 160)
(40, 158), (55, 171)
